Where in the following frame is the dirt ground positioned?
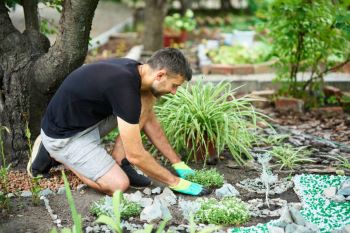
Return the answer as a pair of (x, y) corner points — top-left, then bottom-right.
(0, 158), (300, 233)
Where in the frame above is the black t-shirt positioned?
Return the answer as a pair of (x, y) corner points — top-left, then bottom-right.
(41, 58), (142, 139)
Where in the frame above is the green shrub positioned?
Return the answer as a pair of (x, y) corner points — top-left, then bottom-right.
(185, 169), (224, 188)
(195, 197), (250, 225)
(90, 195), (142, 219)
(155, 81), (268, 165)
(271, 144), (314, 170)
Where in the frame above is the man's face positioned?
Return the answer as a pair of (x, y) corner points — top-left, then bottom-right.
(151, 71), (185, 98)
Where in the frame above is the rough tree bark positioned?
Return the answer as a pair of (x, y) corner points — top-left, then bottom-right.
(0, 0), (99, 164)
(143, 0), (168, 52)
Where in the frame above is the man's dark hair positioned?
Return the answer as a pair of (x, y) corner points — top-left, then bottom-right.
(146, 48), (192, 81)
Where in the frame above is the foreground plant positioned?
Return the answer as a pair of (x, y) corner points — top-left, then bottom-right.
(51, 171), (83, 233)
(185, 168), (224, 188)
(271, 144), (314, 170)
(0, 126), (10, 210)
(90, 195), (142, 219)
(194, 197), (250, 225)
(155, 81), (268, 165)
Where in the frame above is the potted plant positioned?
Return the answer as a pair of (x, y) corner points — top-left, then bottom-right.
(155, 81), (268, 165)
(163, 10), (196, 47)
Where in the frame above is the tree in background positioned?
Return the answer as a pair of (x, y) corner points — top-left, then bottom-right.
(267, 0), (350, 107)
(0, 0), (99, 163)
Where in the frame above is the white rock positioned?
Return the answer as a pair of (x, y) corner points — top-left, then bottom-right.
(152, 187), (161, 194)
(139, 198), (153, 208)
(40, 188), (54, 197)
(21, 191), (32, 197)
(77, 184), (87, 192)
(143, 188), (151, 195)
(267, 225), (285, 233)
(124, 191), (143, 203)
(155, 187), (177, 207)
(140, 199), (162, 222)
(57, 186), (66, 195)
(215, 183), (240, 198)
(323, 187), (337, 198)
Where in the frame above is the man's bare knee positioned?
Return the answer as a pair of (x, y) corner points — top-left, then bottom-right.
(98, 178), (130, 195)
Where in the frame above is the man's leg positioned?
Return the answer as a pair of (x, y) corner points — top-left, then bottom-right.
(65, 163), (129, 196)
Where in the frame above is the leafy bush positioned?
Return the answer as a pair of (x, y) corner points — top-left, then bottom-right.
(266, 0), (350, 106)
(90, 195), (142, 219)
(164, 10), (196, 33)
(185, 168), (224, 188)
(208, 43), (273, 65)
(271, 144), (314, 170)
(195, 197), (250, 225)
(155, 81), (268, 165)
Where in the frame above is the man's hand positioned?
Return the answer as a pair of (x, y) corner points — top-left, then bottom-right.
(169, 178), (210, 196)
(172, 161), (195, 178)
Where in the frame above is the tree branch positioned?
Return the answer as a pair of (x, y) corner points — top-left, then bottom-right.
(22, 0), (39, 31)
(33, 0), (99, 92)
(0, 1), (19, 43)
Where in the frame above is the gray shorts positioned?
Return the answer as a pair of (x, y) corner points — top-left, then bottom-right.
(41, 116), (118, 181)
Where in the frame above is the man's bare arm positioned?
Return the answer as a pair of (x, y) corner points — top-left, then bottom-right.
(117, 117), (179, 186)
(143, 111), (181, 164)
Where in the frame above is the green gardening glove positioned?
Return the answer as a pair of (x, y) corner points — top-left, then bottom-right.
(172, 161), (195, 178)
(169, 178), (210, 196)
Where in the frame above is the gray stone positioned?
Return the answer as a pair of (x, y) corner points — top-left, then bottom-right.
(289, 206), (307, 226)
(330, 149), (340, 155)
(20, 191), (32, 197)
(140, 199), (162, 222)
(341, 224), (350, 233)
(85, 226), (94, 233)
(151, 187), (161, 194)
(338, 180), (350, 197)
(155, 187), (177, 207)
(267, 225), (285, 233)
(92, 225), (101, 232)
(160, 204), (172, 220)
(40, 188), (54, 197)
(276, 206), (293, 227)
(139, 198), (153, 208)
(285, 223), (299, 233)
(332, 194), (346, 202)
(143, 187), (151, 195)
(77, 184), (87, 192)
(124, 191), (143, 203)
(57, 186), (66, 195)
(215, 183), (240, 198)
(6, 193), (14, 198)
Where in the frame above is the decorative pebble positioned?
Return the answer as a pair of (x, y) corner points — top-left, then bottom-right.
(20, 191), (32, 197)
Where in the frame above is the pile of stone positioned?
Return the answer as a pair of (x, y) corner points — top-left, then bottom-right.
(323, 179), (350, 202)
(268, 204), (318, 233)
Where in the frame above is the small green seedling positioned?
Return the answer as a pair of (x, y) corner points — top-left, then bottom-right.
(31, 175), (42, 206)
(50, 171), (83, 233)
(185, 168), (224, 188)
(195, 197), (250, 225)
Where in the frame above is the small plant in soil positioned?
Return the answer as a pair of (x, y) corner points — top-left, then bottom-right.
(185, 168), (224, 188)
(194, 197), (250, 225)
(91, 194), (142, 220)
(334, 155), (350, 170)
(0, 126), (10, 210)
(31, 175), (42, 206)
(155, 81), (268, 165)
(51, 171), (83, 233)
(258, 134), (289, 146)
(271, 144), (314, 170)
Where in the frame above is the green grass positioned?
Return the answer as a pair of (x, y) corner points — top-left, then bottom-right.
(185, 168), (224, 188)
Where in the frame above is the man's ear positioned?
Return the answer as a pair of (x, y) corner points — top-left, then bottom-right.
(155, 69), (167, 81)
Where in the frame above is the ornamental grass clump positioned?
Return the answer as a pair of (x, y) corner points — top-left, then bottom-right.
(90, 195), (142, 220)
(185, 168), (224, 188)
(271, 144), (314, 170)
(195, 197), (250, 225)
(155, 81), (268, 165)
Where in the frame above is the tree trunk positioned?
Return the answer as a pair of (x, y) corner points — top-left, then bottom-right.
(143, 0), (168, 52)
(221, 0), (233, 10)
(0, 0), (99, 164)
